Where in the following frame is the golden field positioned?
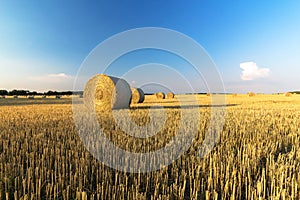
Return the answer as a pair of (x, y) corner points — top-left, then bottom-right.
(0, 94), (300, 199)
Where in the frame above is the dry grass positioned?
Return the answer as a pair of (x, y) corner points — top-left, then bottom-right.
(0, 94), (300, 199)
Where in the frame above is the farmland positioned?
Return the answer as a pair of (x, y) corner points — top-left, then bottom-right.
(0, 94), (300, 199)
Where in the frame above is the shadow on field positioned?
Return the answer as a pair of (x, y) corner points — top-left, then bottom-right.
(0, 98), (239, 109)
(0, 98), (73, 106)
(131, 104), (239, 110)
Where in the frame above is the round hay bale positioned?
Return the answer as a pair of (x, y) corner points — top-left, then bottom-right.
(166, 92), (175, 99)
(84, 74), (132, 111)
(285, 92), (292, 97)
(232, 93), (237, 97)
(248, 92), (255, 97)
(156, 92), (165, 99)
(0, 95), (5, 99)
(131, 87), (145, 104)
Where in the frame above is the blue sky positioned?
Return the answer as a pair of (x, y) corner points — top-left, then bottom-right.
(0, 1), (299, 93)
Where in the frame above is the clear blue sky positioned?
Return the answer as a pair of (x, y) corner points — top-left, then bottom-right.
(0, 1), (299, 93)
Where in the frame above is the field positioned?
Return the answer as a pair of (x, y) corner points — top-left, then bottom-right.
(0, 94), (300, 199)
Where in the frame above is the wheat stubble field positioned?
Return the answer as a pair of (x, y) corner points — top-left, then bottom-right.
(0, 94), (300, 199)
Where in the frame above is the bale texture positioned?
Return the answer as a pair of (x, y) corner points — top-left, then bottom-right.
(84, 74), (132, 111)
(248, 92), (255, 97)
(166, 92), (175, 99)
(156, 92), (165, 99)
(131, 87), (145, 104)
(285, 92), (292, 97)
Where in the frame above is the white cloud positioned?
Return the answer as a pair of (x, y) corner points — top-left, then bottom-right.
(28, 73), (73, 82)
(27, 73), (75, 91)
(240, 62), (270, 81)
(48, 73), (71, 78)
(0, 57), (76, 91)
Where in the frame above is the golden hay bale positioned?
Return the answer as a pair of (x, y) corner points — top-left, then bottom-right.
(285, 92), (292, 97)
(131, 87), (145, 104)
(248, 92), (255, 97)
(84, 74), (132, 111)
(232, 93), (238, 97)
(166, 92), (175, 99)
(156, 92), (165, 99)
(206, 93), (211, 96)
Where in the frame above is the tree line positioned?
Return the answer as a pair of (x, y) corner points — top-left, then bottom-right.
(0, 90), (83, 96)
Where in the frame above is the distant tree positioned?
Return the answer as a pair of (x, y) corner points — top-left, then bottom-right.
(9, 90), (29, 96)
(45, 91), (58, 96)
(28, 91), (38, 95)
(9, 90), (17, 95)
(0, 90), (8, 95)
(73, 91), (83, 95)
(61, 91), (73, 96)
